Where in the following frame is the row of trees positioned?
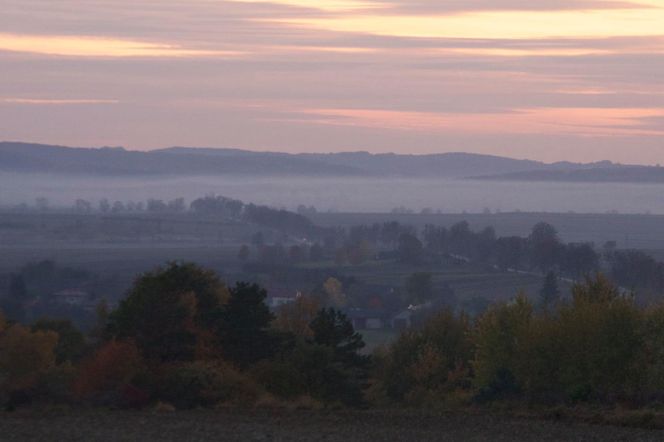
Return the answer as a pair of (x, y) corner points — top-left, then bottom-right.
(0, 263), (369, 410)
(5, 269), (664, 412)
(377, 275), (664, 408)
(337, 219), (664, 303)
(72, 198), (187, 214)
(401, 221), (600, 277)
(323, 220), (596, 275)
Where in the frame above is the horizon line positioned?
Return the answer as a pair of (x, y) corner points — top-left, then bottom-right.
(0, 140), (633, 167)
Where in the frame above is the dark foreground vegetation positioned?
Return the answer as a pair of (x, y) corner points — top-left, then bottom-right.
(2, 409), (663, 442)
(3, 261), (664, 433)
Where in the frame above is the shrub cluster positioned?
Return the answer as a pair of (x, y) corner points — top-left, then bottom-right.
(0, 263), (369, 410)
(5, 265), (664, 413)
(376, 274), (664, 408)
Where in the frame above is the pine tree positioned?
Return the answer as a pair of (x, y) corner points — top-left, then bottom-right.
(540, 271), (560, 309)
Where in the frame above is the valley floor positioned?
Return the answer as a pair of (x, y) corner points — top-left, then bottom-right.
(1, 410), (662, 441)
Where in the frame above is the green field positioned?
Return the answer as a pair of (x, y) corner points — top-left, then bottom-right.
(335, 261), (571, 303)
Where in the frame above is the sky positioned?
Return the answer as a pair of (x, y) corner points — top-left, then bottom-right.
(1, 0), (664, 164)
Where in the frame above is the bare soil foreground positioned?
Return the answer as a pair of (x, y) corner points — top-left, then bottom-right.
(1, 410), (663, 442)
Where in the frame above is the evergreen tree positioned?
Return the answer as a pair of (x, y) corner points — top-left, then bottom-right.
(540, 271), (560, 309)
(219, 282), (278, 368)
(308, 308), (370, 405)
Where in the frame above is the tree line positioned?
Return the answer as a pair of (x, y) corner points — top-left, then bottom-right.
(4, 264), (664, 414)
(0, 263), (369, 410)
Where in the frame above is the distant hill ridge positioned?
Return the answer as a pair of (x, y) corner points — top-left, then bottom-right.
(1, 141), (656, 182)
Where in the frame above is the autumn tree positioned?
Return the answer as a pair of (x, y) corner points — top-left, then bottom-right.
(32, 319), (86, 364)
(73, 339), (145, 400)
(0, 324), (58, 391)
(274, 295), (321, 338)
(381, 310), (472, 404)
(323, 277), (347, 308)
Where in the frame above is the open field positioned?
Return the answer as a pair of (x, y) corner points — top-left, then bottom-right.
(1, 410), (662, 442)
(0, 244), (240, 275)
(332, 261), (572, 303)
(0, 211), (257, 247)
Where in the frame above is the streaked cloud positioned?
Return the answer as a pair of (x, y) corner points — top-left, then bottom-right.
(1, 0), (664, 162)
(293, 107), (664, 137)
(1, 98), (119, 105)
(273, 8), (664, 40)
(0, 33), (240, 58)
(228, 0), (379, 12)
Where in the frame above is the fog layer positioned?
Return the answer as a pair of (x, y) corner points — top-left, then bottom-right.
(1, 173), (663, 214)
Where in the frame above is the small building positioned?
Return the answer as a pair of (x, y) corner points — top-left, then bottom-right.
(266, 288), (301, 309)
(391, 309), (413, 330)
(344, 308), (384, 330)
(51, 289), (90, 306)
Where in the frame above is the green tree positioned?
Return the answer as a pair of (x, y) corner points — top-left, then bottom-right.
(107, 262), (229, 362)
(308, 308), (369, 405)
(219, 282), (279, 369)
(472, 295), (533, 398)
(548, 275), (642, 401)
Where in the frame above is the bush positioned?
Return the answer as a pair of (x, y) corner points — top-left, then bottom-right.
(157, 361), (261, 409)
(250, 358), (307, 399)
(642, 305), (664, 400)
(472, 276), (644, 404)
(0, 323), (59, 408)
(32, 363), (78, 404)
(73, 339), (146, 406)
(380, 310), (472, 405)
(32, 319), (86, 364)
(0, 324), (58, 392)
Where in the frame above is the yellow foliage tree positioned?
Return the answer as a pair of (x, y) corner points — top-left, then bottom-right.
(323, 277), (347, 308)
(472, 294), (532, 393)
(0, 324), (58, 390)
